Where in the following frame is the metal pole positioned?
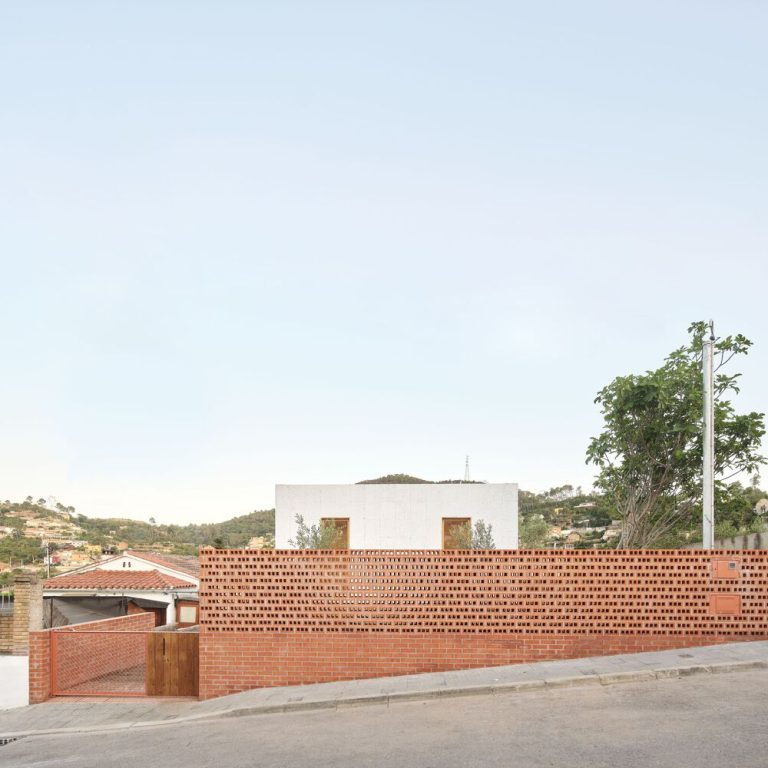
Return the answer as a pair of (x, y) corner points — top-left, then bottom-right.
(702, 321), (715, 549)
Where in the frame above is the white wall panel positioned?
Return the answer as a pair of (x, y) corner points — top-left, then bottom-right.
(275, 484), (518, 549)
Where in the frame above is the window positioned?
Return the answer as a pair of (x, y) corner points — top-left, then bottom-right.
(442, 517), (471, 549)
(178, 605), (198, 624)
(320, 518), (350, 549)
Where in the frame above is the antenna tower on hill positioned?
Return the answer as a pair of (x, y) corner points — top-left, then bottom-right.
(464, 455), (470, 482)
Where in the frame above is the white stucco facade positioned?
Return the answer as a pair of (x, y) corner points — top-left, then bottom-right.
(275, 483), (519, 549)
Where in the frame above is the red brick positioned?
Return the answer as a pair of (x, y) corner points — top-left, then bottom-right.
(196, 549), (768, 699)
(28, 613), (155, 703)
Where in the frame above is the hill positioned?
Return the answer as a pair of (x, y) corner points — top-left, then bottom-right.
(4, 477), (761, 575)
(72, 509), (275, 553)
(357, 474), (483, 484)
(357, 474), (430, 484)
(0, 498), (275, 582)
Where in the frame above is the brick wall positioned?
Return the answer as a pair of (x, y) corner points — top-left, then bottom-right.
(199, 549), (768, 699)
(28, 612), (155, 703)
(53, 612), (154, 694)
(0, 612), (14, 654)
(11, 575), (42, 655)
(28, 630), (51, 703)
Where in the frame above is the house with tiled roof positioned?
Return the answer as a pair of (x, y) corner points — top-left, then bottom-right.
(123, 550), (200, 578)
(43, 551), (199, 629)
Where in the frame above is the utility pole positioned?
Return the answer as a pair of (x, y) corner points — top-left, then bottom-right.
(702, 321), (715, 550)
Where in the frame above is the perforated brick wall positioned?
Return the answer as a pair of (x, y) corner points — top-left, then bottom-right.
(199, 549), (768, 699)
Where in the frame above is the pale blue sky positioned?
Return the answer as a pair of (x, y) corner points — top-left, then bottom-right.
(1, 2), (766, 523)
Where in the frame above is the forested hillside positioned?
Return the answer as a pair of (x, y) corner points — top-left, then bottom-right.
(0, 498), (274, 564)
(74, 509), (275, 553)
(2, 473), (764, 571)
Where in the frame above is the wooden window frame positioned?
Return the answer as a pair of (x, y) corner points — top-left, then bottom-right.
(442, 517), (471, 549)
(175, 600), (199, 627)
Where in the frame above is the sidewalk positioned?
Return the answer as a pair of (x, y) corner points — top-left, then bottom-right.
(2, 640), (767, 739)
(0, 657), (28, 711)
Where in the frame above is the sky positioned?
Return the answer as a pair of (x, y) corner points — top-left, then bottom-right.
(1, 1), (766, 524)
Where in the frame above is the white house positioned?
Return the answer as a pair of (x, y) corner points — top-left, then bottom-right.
(43, 551), (199, 628)
(275, 483), (519, 549)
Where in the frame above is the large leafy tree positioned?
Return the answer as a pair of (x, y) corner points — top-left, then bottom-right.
(518, 515), (550, 548)
(586, 322), (765, 548)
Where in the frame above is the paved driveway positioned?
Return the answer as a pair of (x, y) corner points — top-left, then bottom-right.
(0, 656), (28, 710)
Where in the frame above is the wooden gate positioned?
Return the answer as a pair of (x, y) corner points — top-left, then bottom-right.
(145, 632), (199, 696)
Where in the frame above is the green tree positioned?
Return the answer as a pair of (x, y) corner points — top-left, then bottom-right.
(519, 516), (549, 548)
(587, 322), (765, 548)
(452, 520), (496, 549)
(288, 515), (344, 549)
(357, 474), (430, 484)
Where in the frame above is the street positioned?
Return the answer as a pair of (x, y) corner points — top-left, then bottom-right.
(3, 668), (767, 768)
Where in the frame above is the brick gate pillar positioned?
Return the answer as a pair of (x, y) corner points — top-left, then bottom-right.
(12, 574), (42, 655)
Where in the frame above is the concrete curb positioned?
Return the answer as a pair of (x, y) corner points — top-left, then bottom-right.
(2, 659), (765, 741)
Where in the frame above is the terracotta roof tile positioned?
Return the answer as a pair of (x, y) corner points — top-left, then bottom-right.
(124, 551), (200, 577)
(44, 569), (196, 591)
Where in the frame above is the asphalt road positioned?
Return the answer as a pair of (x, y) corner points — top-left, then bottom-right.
(3, 670), (767, 768)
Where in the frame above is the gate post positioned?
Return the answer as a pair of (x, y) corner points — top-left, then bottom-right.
(50, 630), (57, 696)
